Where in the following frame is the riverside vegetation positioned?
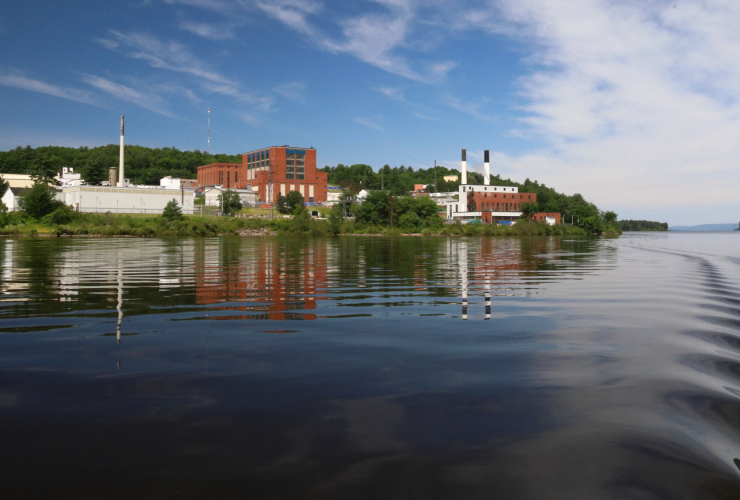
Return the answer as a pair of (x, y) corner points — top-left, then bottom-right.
(3, 145), (615, 232)
(0, 183), (594, 237)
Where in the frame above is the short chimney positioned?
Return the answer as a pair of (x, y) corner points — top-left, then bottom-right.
(484, 150), (490, 185)
(461, 148), (467, 185)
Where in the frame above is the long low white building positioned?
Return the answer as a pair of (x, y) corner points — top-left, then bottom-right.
(63, 185), (195, 215)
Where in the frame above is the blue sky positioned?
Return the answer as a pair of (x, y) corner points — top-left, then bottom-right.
(2, 0), (739, 225)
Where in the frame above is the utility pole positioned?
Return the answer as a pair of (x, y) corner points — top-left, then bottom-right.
(434, 160), (437, 193)
(268, 160), (275, 219)
(381, 169), (384, 191)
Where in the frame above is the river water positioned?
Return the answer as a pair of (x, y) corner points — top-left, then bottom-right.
(1, 233), (740, 499)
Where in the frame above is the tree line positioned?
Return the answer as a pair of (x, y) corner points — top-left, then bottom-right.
(0, 144), (241, 186)
(319, 163), (618, 233)
(618, 220), (668, 231)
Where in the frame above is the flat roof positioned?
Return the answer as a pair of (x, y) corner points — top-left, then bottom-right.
(241, 145), (315, 154)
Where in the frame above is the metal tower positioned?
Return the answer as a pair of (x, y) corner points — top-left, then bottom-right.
(207, 107), (211, 154)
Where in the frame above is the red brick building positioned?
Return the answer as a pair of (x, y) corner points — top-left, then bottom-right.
(466, 190), (538, 213)
(197, 162), (242, 190)
(532, 212), (562, 224)
(196, 146), (328, 204)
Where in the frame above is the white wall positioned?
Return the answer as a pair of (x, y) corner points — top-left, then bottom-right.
(63, 186), (195, 214)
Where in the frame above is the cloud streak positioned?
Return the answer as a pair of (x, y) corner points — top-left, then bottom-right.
(256, 0), (456, 82)
(99, 30), (234, 84)
(0, 72), (96, 105)
(81, 75), (173, 115)
(353, 116), (384, 132)
(178, 20), (235, 40)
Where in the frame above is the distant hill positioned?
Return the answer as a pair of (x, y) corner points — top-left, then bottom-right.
(669, 223), (739, 231)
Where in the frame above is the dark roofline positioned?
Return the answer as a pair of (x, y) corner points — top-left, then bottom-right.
(241, 145), (316, 155)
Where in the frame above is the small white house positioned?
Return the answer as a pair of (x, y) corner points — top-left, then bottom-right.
(356, 189), (370, 202)
(160, 176), (198, 190)
(2, 186), (64, 211)
(203, 186), (256, 208)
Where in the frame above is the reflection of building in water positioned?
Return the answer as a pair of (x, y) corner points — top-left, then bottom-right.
(454, 238), (559, 320)
(0, 240), (29, 299)
(195, 240), (329, 320)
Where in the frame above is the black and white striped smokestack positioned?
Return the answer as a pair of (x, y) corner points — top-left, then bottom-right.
(461, 148), (467, 185)
(484, 149), (490, 186)
(119, 115), (124, 187)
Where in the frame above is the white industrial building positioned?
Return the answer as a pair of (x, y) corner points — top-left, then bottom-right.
(62, 185), (195, 215)
(446, 149), (525, 224)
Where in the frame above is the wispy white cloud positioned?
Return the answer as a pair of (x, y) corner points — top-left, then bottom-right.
(0, 71), (96, 105)
(98, 30), (234, 85)
(256, 0), (455, 82)
(353, 116), (384, 132)
(374, 86), (407, 103)
(81, 74), (173, 116)
(162, 0), (232, 12)
(444, 94), (496, 123)
(178, 20), (235, 40)
(256, 0), (321, 36)
(274, 81), (306, 100)
(98, 30), (274, 106)
(475, 0), (740, 223)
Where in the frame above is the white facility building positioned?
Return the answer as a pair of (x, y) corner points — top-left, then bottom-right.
(446, 149), (527, 224)
(62, 185), (195, 215)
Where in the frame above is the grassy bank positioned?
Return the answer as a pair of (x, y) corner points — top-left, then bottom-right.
(0, 209), (592, 237)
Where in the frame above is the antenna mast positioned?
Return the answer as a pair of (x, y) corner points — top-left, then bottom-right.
(207, 107), (211, 154)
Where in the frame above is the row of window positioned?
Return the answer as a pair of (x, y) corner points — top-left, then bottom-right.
(286, 153), (305, 180)
(463, 186), (518, 193)
(478, 193), (532, 200)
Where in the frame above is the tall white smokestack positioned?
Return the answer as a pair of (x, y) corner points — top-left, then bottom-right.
(461, 148), (467, 185)
(484, 150), (490, 185)
(119, 115), (124, 187)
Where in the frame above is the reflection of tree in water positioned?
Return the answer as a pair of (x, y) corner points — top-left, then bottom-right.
(1, 238), (199, 321)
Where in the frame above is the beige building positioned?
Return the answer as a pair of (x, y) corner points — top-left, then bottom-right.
(1, 174), (34, 189)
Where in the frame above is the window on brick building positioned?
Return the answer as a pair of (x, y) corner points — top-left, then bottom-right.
(286, 152), (295, 179)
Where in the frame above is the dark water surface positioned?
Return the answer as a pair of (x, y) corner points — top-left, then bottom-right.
(2, 233), (740, 499)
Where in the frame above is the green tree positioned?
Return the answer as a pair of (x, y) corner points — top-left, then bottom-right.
(84, 149), (115, 186)
(218, 189), (243, 216)
(285, 190), (305, 213)
(355, 190), (391, 226)
(162, 199), (183, 222)
(0, 175), (9, 198)
(603, 211), (618, 223)
(31, 154), (62, 186)
(20, 183), (59, 219)
(328, 203), (344, 235)
(519, 201), (539, 221)
(275, 193), (290, 214)
(291, 204), (312, 233)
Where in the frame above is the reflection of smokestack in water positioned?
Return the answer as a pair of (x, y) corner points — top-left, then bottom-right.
(460, 241), (468, 320)
(485, 287), (491, 320)
(484, 150), (490, 186)
(119, 115), (125, 187)
(461, 148), (467, 185)
(116, 264), (123, 344)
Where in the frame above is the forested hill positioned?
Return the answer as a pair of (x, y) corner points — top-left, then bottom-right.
(0, 145), (241, 186)
(319, 163), (610, 228)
